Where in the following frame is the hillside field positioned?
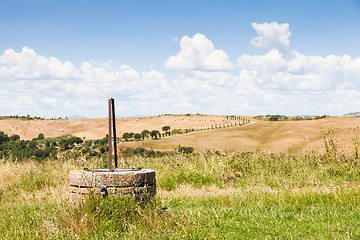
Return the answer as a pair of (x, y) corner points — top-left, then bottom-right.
(121, 117), (360, 153)
(0, 114), (238, 140)
(1, 115), (360, 153)
(1, 115), (360, 238)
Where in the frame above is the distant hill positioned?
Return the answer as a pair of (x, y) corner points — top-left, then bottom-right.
(1, 115), (359, 153)
(343, 112), (360, 117)
(0, 115), (235, 140)
(124, 117), (360, 153)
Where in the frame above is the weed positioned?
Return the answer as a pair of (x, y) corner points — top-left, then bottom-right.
(352, 127), (360, 160)
(323, 127), (338, 159)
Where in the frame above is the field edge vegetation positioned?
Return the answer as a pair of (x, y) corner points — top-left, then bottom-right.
(1, 131), (360, 238)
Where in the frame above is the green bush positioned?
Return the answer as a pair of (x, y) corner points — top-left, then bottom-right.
(175, 145), (194, 154)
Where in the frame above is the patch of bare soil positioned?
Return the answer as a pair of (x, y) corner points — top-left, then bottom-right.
(0, 115), (239, 140)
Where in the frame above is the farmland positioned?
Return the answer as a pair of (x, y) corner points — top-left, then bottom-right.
(1, 115), (360, 153)
(123, 116), (360, 153)
(0, 115), (360, 238)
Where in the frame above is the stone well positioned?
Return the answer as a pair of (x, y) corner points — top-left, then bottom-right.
(69, 168), (156, 201)
(68, 99), (156, 202)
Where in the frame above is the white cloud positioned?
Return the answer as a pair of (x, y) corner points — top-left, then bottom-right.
(1, 22), (360, 118)
(250, 22), (291, 51)
(41, 97), (58, 107)
(231, 22), (360, 115)
(237, 23), (360, 93)
(0, 47), (75, 80)
(0, 47), (173, 117)
(165, 33), (234, 71)
(237, 49), (360, 92)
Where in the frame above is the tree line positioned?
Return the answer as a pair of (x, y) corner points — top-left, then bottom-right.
(122, 126), (171, 141)
(0, 131), (110, 161)
(254, 115), (328, 121)
(0, 115), (43, 120)
(121, 117), (251, 142)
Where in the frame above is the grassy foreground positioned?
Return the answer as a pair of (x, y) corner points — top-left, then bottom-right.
(1, 149), (360, 239)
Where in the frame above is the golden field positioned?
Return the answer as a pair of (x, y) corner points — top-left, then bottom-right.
(1, 115), (359, 153)
(124, 117), (360, 153)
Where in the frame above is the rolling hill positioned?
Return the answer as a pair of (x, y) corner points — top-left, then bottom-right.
(122, 117), (360, 153)
(1, 115), (359, 153)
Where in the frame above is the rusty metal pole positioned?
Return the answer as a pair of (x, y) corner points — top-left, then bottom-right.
(111, 98), (118, 168)
(108, 98), (113, 171)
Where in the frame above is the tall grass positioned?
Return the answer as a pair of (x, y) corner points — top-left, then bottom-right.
(0, 145), (360, 238)
(115, 150), (360, 191)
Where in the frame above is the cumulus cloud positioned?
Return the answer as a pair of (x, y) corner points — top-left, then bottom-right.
(0, 47), (75, 80)
(237, 49), (360, 92)
(250, 22), (291, 51)
(237, 22), (360, 93)
(1, 22), (360, 117)
(166, 22), (360, 116)
(0, 47), (172, 117)
(165, 33), (234, 71)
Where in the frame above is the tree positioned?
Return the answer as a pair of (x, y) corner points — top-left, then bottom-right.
(141, 130), (150, 139)
(10, 134), (20, 142)
(268, 115), (279, 121)
(99, 147), (106, 154)
(29, 140), (37, 148)
(129, 132), (134, 139)
(134, 133), (142, 141)
(150, 130), (160, 139)
(59, 137), (82, 150)
(69, 136), (83, 144)
(171, 129), (181, 135)
(37, 133), (45, 140)
(162, 126), (171, 136)
(0, 131), (10, 144)
(122, 132), (131, 141)
(97, 136), (108, 145)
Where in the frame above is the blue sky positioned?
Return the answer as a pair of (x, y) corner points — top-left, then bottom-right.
(1, 0), (360, 118)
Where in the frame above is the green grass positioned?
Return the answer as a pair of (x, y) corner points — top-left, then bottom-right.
(2, 190), (359, 239)
(1, 150), (360, 239)
(164, 190), (360, 239)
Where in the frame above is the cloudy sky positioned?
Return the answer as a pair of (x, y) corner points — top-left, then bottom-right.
(1, 0), (360, 118)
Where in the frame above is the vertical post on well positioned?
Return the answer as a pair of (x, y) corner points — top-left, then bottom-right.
(111, 98), (118, 168)
(108, 98), (113, 171)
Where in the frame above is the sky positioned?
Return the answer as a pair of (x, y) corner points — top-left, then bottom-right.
(1, 0), (360, 118)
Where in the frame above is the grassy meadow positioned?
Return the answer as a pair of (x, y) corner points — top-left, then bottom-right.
(1, 139), (360, 239)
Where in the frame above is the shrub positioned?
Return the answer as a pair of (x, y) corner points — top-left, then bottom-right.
(268, 115), (279, 121)
(134, 133), (142, 140)
(175, 145), (194, 154)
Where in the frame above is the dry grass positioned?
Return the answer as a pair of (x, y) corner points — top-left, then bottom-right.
(0, 114), (237, 140)
(0, 159), (76, 206)
(124, 117), (360, 153)
(159, 182), (360, 199)
(3, 114), (359, 153)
